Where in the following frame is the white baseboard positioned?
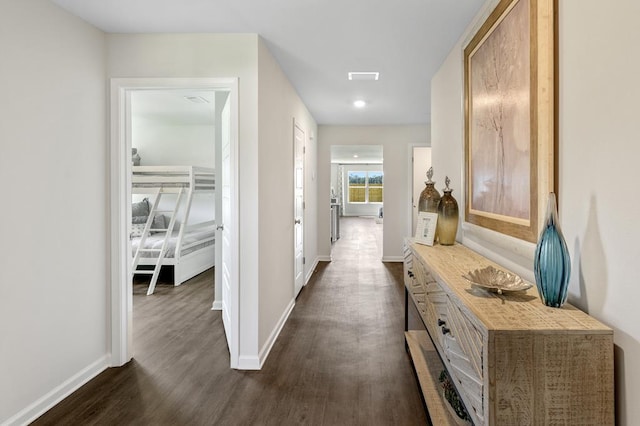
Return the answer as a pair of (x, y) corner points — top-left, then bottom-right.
(317, 255), (332, 262)
(305, 257), (320, 284)
(237, 355), (261, 370)
(257, 297), (295, 369)
(4, 355), (109, 426)
(381, 256), (404, 262)
(211, 300), (222, 311)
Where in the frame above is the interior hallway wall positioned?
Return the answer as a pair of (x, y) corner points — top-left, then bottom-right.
(0, 1), (107, 423)
(430, 0), (640, 423)
(257, 38), (318, 357)
(106, 33), (264, 365)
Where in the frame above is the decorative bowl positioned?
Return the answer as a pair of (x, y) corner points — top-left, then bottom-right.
(462, 266), (531, 294)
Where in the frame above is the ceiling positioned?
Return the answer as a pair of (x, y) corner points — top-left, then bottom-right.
(131, 90), (217, 125)
(51, 0), (485, 126)
(331, 145), (383, 164)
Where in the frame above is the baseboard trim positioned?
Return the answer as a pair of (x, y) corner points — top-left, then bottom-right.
(317, 255), (332, 262)
(211, 300), (222, 311)
(4, 355), (109, 426)
(305, 257), (320, 284)
(381, 256), (404, 262)
(237, 355), (261, 370)
(257, 297), (295, 369)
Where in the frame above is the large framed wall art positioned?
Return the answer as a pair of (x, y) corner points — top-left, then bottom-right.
(464, 0), (556, 243)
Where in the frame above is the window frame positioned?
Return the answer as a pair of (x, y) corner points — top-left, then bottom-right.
(347, 170), (383, 204)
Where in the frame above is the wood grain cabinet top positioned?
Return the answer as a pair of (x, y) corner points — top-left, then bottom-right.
(404, 240), (614, 426)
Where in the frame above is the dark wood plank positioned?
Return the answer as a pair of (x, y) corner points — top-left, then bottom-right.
(33, 217), (427, 425)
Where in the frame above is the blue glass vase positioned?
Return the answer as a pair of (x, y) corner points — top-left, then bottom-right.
(534, 193), (571, 307)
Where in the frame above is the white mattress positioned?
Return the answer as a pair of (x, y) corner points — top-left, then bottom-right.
(131, 228), (215, 258)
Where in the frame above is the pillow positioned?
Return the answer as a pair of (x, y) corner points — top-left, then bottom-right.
(130, 223), (145, 238)
(151, 215), (166, 232)
(131, 215), (167, 233)
(132, 198), (150, 217)
(132, 216), (148, 224)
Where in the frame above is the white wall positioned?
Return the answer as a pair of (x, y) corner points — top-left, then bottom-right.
(131, 117), (215, 167)
(131, 115), (215, 225)
(257, 38), (318, 354)
(107, 34), (319, 366)
(431, 0), (640, 423)
(0, 1), (107, 423)
(318, 126), (430, 261)
(107, 33), (264, 364)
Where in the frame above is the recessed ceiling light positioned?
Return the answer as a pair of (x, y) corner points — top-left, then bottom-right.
(353, 154), (359, 158)
(353, 100), (366, 108)
(348, 72), (380, 81)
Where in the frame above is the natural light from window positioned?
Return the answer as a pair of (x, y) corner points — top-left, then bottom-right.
(348, 171), (383, 203)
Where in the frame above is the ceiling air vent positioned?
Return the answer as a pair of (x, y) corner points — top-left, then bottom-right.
(348, 72), (379, 81)
(184, 96), (210, 104)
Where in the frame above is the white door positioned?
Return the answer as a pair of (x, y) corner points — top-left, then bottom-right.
(294, 123), (305, 297)
(220, 93), (238, 367)
(412, 147), (431, 234)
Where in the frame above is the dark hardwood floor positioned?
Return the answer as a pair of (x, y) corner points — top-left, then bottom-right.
(33, 217), (427, 425)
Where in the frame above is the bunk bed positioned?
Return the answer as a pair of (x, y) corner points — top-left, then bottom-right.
(131, 166), (215, 295)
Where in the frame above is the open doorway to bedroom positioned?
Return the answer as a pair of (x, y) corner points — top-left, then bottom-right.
(128, 89), (218, 362)
(329, 145), (384, 261)
(110, 78), (239, 369)
(129, 89), (216, 296)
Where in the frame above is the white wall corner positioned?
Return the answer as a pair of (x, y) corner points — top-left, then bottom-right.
(4, 355), (109, 426)
(211, 300), (223, 311)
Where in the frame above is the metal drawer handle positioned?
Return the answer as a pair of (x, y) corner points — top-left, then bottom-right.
(437, 319), (446, 327)
(441, 327), (451, 335)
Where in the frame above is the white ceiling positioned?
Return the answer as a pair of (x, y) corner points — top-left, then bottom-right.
(331, 145), (383, 164)
(51, 0), (485, 126)
(131, 90), (217, 125)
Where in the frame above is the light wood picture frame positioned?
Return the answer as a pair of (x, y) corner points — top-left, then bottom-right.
(414, 212), (438, 246)
(464, 0), (556, 243)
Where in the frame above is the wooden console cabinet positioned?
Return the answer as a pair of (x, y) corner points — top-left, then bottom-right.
(404, 240), (614, 425)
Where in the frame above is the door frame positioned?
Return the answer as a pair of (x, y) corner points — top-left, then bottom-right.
(109, 77), (240, 368)
(293, 120), (305, 297)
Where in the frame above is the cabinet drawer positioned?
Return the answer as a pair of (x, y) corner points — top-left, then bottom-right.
(443, 298), (484, 424)
(423, 282), (448, 350)
(403, 243), (413, 289)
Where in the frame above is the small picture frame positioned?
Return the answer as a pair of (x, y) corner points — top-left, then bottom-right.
(415, 212), (438, 246)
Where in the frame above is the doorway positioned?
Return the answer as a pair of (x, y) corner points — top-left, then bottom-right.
(110, 78), (239, 369)
(330, 145), (384, 260)
(412, 146), (431, 235)
(293, 121), (305, 297)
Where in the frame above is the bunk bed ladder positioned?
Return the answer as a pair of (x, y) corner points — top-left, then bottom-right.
(132, 187), (184, 295)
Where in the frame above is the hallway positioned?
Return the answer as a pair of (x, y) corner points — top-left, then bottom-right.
(34, 218), (427, 425)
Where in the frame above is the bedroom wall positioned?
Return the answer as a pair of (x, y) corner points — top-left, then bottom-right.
(257, 38), (318, 358)
(0, 1), (107, 424)
(430, 0), (640, 423)
(106, 33), (263, 365)
(132, 117), (215, 167)
(318, 125), (430, 261)
(131, 115), (215, 225)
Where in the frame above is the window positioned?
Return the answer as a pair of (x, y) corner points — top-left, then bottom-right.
(348, 171), (384, 203)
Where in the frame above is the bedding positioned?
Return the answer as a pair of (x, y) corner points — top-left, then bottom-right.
(131, 227), (215, 258)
